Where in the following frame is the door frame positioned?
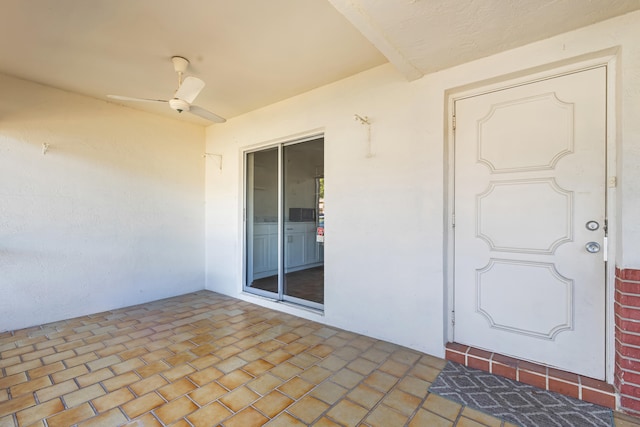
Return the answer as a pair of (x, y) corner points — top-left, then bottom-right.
(444, 50), (618, 382)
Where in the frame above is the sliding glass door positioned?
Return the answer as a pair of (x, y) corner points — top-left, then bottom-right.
(245, 137), (324, 309)
(245, 147), (279, 297)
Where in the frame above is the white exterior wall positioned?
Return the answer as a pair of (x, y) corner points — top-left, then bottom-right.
(0, 74), (206, 332)
(205, 11), (640, 358)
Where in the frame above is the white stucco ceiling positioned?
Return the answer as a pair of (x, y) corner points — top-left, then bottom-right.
(1, 0), (638, 125)
(330, 0), (640, 80)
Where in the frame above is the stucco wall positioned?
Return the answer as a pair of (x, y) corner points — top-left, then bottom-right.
(0, 74), (206, 332)
(204, 11), (640, 358)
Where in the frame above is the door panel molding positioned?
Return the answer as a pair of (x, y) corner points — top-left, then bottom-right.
(476, 178), (573, 254)
(476, 258), (574, 340)
(477, 92), (574, 173)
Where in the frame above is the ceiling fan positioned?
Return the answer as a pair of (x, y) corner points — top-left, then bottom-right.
(108, 56), (226, 123)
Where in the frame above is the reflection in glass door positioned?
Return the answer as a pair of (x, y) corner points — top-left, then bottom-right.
(245, 137), (324, 309)
(245, 147), (279, 299)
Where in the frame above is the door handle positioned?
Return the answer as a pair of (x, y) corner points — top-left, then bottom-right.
(585, 242), (601, 253)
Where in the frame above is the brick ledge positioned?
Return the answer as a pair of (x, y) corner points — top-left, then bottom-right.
(445, 342), (615, 409)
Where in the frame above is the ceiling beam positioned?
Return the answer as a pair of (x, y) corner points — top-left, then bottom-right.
(327, 0), (424, 81)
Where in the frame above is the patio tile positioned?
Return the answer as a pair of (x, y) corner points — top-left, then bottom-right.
(219, 386), (259, 412)
(0, 290), (637, 427)
(63, 383), (105, 408)
(78, 408), (128, 427)
(187, 402), (232, 427)
(423, 392), (462, 421)
(157, 378), (197, 401)
(188, 381), (227, 406)
(266, 412), (307, 426)
(121, 392), (165, 419)
(46, 403), (95, 427)
(277, 377), (314, 399)
(91, 388), (136, 412)
(218, 369), (253, 390)
(365, 404), (409, 427)
(326, 400), (368, 426)
(223, 407), (268, 427)
(154, 396), (198, 425)
(409, 408), (454, 427)
(287, 396), (330, 424)
(252, 390), (294, 418)
(15, 399), (64, 426)
(347, 384), (384, 409)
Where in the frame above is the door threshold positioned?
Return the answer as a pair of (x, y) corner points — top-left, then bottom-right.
(445, 342), (615, 409)
(241, 291), (324, 316)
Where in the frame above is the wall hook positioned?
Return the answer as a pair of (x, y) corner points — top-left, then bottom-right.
(42, 143), (50, 155)
(354, 114), (374, 157)
(354, 114), (370, 125)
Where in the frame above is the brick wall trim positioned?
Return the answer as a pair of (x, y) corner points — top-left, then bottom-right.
(615, 267), (640, 415)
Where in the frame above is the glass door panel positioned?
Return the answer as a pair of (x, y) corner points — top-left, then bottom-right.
(283, 139), (324, 308)
(245, 147), (279, 298)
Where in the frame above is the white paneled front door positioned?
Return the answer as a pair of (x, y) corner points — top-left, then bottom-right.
(453, 67), (607, 379)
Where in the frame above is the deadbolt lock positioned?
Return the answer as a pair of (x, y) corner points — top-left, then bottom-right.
(586, 221), (599, 231)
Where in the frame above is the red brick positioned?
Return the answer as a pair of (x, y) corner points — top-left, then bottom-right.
(616, 316), (640, 334)
(445, 342), (469, 353)
(616, 357), (640, 371)
(445, 349), (465, 365)
(619, 269), (640, 282)
(618, 331), (640, 346)
(617, 280), (640, 295)
(468, 347), (492, 359)
(548, 368), (579, 384)
(491, 353), (518, 368)
(617, 291), (640, 308)
(549, 378), (579, 399)
(620, 384), (640, 399)
(582, 388), (615, 408)
(580, 376), (615, 393)
(616, 341), (640, 359)
(492, 362), (517, 381)
(621, 395), (640, 413)
(616, 369), (640, 387)
(518, 361), (547, 375)
(467, 356), (489, 372)
(615, 304), (640, 321)
(518, 370), (546, 389)
(617, 369), (631, 385)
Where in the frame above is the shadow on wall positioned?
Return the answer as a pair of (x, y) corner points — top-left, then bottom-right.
(0, 73), (207, 333)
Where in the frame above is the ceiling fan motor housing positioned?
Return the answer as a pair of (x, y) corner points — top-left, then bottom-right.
(169, 98), (190, 113)
(171, 56), (189, 73)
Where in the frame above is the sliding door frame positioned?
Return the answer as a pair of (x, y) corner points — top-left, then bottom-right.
(242, 132), (324, 310)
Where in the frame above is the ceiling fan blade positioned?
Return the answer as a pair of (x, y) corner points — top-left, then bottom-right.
(175, 76), (205, 103)
(107, 95), (168, 103)
(189, 105), (226, 123)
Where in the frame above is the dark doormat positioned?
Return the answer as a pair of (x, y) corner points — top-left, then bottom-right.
(429, 362), (613, 427)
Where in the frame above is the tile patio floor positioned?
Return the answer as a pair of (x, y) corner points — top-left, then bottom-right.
(1, 290), (639, 427)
